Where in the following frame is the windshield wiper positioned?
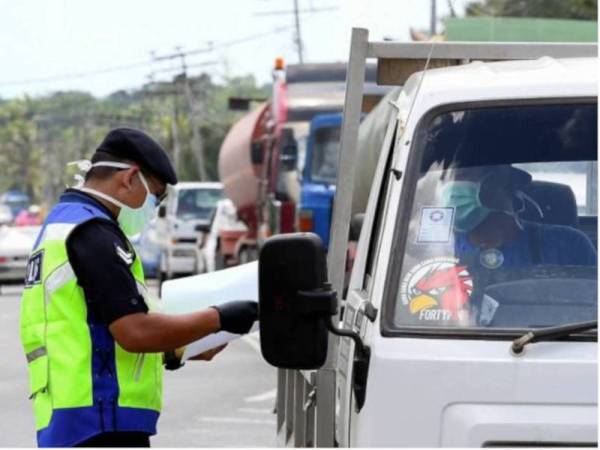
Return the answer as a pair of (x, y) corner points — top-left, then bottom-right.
(511, 320), (597, 355)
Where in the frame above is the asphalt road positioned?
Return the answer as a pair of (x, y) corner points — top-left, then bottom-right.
(0, 281), (277, 447)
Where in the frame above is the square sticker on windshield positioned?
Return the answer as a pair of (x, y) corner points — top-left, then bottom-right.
(416, 207), (454, 244)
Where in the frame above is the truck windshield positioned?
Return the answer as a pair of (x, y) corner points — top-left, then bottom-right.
(391, 102), (597, 331)
(176, 188), (223, 221)
(311, 126), (341, 184)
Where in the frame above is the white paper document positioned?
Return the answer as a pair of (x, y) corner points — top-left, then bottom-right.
(161, 262), (259, 361)
(417, 206), (454, 244)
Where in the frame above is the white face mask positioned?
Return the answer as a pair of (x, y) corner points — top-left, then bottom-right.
(69, 160), (158, 237)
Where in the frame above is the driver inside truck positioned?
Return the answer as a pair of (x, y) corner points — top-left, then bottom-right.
(438, 164), (596, 326)
(441, 165), (597, 269)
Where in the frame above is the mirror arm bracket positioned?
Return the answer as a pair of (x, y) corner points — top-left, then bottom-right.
(325, 315), (370, 412)
(325, 315), (368, 358)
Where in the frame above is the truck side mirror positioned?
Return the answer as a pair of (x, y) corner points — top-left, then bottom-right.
(259, 233), (337, 369)
(279, 128), (298, 172)
(158, 205), (166, 218)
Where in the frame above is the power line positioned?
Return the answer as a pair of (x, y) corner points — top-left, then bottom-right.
(0, 60), (151, 87)
(151, 60), (219, 75)
(254, 6), (337, 16)
(0, 27), (290, 88)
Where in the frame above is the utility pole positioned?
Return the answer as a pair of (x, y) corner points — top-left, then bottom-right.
(176, 49), (207, 181)
(254, 1), (337, 64)
(152, 46), (212, 181)
(430, 0), (437, 36)
(143, 71), (183, 175)
(171, 96), (182, 174)
(293, 0), (304, 64)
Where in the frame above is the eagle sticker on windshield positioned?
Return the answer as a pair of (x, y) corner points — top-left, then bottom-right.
(400, 257), (473, 323)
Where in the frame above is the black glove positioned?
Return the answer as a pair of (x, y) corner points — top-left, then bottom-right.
(212, 300), (258, 334)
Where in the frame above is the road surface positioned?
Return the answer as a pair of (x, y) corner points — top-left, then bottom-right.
(0, 281), (277, 447)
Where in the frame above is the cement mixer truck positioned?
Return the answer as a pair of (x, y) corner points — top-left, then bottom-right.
(216, 60), (384, 267)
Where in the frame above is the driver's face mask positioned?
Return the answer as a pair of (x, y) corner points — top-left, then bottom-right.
(441, 181), (491, 232)
(441, 171), (542, 233)
(68, 160), (158, 237)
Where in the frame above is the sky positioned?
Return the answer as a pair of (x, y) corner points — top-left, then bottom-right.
(0, 0), (470, 98)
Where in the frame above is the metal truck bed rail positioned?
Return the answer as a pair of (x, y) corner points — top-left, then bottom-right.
(276, 28), (597, 447)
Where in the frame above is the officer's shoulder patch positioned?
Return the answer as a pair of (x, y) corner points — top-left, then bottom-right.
(24, 250), (44, 288)
(114, 243), (134, 266)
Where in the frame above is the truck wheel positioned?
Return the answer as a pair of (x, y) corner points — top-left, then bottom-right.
(196, 254), (207, 274)
(239, 246), (258, 264)
(215, 252), (226, 271)
(158, 266), (171, 297)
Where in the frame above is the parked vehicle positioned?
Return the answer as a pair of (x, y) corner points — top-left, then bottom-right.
(219, 60), (385, 264)
(0, 225), (40, 285)
(198, 198), (248, 272)
(156, 182), (223, 287)
(257, 30), (598, 447)
(0, 190), (29, 218)
(0, 204), (13, 225)
(296, 113), (341, 248)
(130, 219), (161, 279)
(14, 205), (43, 227)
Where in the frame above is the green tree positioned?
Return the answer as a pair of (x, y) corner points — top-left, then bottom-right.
(0, 98), (42, 200)
(0, 72), (270, 205)
(465, 0), (598, 20)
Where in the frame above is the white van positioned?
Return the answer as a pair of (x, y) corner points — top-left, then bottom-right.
(156, 182), (223, 285)
(257, 31), (598, 447)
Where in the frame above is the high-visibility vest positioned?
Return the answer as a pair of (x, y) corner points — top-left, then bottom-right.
(20, 193), (163, 447)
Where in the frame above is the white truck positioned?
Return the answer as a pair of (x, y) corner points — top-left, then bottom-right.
(199, 198), (248, 273)
(257, 29), (598, 447)
(156, 182), (223, 285)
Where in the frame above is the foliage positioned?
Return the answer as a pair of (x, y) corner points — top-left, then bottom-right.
(0, 74), (270, 206)
(465, 0), (598, 20)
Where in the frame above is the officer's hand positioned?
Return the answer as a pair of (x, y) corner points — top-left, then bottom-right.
(212, 300), (258, 334)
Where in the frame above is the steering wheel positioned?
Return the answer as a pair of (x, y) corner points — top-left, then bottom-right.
(474, 265), (597, 328)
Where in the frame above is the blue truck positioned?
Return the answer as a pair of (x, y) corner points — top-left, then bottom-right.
(297, 113), (342, 248)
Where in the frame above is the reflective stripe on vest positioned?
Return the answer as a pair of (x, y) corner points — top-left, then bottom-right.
(20, 199), (163, 447)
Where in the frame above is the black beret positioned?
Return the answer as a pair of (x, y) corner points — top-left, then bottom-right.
(95, 128), (177, 185)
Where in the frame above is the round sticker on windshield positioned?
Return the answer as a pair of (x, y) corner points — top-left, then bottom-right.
(480, 248), (504, 269)
(400, 257), (473, 322)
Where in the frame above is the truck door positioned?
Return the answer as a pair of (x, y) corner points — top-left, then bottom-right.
(335, 116), (398, 446)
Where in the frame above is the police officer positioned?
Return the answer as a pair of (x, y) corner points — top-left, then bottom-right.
(20, 128), (258, 447)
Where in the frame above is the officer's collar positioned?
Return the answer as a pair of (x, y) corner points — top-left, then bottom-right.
(61, 188), (118, 222)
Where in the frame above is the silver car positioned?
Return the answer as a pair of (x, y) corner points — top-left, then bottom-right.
(0, 225), (40, 284)
(0, 204), (13, 225)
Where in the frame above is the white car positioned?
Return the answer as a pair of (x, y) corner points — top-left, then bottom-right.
(0, 204), (13, 225)
(155, 182), (224, 286)
(0, 225), (40, 284)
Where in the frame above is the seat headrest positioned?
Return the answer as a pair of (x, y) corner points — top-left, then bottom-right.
(520, 180), (578, 228)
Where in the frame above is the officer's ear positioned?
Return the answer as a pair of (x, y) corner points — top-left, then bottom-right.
(120, 166), (140, 191)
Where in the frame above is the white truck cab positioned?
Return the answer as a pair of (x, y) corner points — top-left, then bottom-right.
(156, 182), (223, 283)
(257, 29), (597, 447)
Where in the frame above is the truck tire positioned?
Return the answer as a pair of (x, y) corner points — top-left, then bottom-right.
(239, 246), (258, 264)
(158, 270), (167, 298)
(158, 252), (170, 298)
(215, 252), (226, 271)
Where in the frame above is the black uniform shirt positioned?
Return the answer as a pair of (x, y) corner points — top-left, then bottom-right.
(62, 189), (148, 325)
